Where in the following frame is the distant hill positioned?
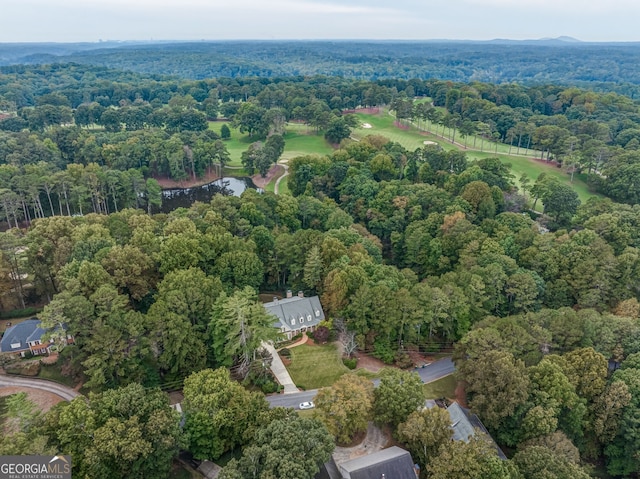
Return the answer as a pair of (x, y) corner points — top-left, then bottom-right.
(486, 36), (583, 45)
(2, 40), (640, 88)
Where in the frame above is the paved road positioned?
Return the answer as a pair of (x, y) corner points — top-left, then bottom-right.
(0, 374), (80, 401)
(414, 357), (455, 383)
(266, 357), (456, 409)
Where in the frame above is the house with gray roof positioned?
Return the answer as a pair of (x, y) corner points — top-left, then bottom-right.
(0, 318), (73, 358)
(337, 446), (418, 479)
(263, 291), (325, 340)
(446, 402), (507, 460)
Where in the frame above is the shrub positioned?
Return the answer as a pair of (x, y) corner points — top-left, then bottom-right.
(343, 358), (357, 370)
(314, 326), (330, 343)
(6, 361), (40, 376)
(280, 348), (291, 359)
(0, 308), (42, 319)
(261, 380), (278, 394)
(394, 350), (413, 369)
(373, 342), (395, 364)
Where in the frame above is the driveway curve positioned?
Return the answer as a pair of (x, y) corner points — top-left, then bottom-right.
(333, 422), (389, 464)
(0, 374), (80, 402)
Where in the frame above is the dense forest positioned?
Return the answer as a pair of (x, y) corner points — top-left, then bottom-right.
(4, 41), (640, 93)
(3, 63), (640, 224)
(1, 62), (640, 477)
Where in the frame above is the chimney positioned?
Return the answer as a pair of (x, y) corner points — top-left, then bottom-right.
(286, 290), (293, 298)
(297, 290), (304, 298)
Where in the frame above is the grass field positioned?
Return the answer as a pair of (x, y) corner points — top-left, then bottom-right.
(287, 343), (350, 390)
(423, 375), (457, 400)
(211, 110), (597, 204)
(352, 109), (598, 205)
(208, 122), (254, 166)
(209, 121), (334, 167)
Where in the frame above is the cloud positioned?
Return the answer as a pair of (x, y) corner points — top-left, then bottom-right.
(461, 0), (640, 13)
(2, 0), (638, 42)
(22, 0), (398, 15)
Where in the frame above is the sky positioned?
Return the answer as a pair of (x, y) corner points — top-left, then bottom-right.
(2, 0), (639, 43)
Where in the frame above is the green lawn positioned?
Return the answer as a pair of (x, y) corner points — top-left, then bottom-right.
(280, 130), (334, 160)
(212, 111), (597, 204)
(275, 175), (289, 195)
(208, 122), (254, 166)
(352, 109), (598, 205)
(296, 409), (316, 419)
(38, 363), (77, 388)
(209, 121), (334, 167)
(286, 343), (350, 389)
(423, 375), (457, 400)
(352, 112), (429, 151)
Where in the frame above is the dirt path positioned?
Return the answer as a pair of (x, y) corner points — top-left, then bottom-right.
(332, 422), (390, 465)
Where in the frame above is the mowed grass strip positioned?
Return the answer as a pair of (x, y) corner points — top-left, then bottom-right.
(353, 110), (597, 205)
(280, 131), (334, 160)
(209, 121), (334, 167)
(286, 343), (349, 390)
(275, 175), (290, 195)
(208, 121), (253, 166)
(423, 374), (457, 400)
(352, 112), (428, 151)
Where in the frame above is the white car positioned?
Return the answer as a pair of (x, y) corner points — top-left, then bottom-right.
(299, 401), (315, 410)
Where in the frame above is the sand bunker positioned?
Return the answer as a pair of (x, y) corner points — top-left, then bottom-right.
(361, 123), (372, 129)
(423, 140), (437, 145)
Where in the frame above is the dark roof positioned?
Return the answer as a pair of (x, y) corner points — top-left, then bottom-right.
(339, 446), (417, 479)
(447, 403), (507, 460)
(0, 319), (41, 353)
(315, 457), (342, 479)
(263, 295), (325, 332)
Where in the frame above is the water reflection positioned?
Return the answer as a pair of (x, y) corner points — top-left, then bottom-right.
(159, 177), (259, 213)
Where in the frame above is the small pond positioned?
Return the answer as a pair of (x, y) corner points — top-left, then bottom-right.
(159, 177), (259, 213)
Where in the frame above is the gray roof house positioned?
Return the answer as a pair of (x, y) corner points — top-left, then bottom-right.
(446, 402), (507, 460)
(263, 291), (325, 340)
(0, 318), (73, 357)
(337, 447), (418, 479)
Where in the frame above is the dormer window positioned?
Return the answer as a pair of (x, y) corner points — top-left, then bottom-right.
(307, 314), (312, 322)
(299, 316), (304, 323)
(315, 310), (320, 317)
(291, 318), (296, 325)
